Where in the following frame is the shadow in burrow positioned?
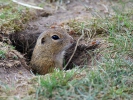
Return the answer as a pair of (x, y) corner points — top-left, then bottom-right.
(9, 31), (99, 71)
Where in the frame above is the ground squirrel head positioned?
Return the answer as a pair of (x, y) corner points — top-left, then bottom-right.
(36, 28), (73, 54)
(30, 28), (74, 74)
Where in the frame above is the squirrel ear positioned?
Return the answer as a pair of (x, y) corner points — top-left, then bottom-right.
(41, 37), (45, 44)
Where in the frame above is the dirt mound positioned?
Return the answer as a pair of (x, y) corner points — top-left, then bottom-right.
(0, 42), (33, 84)
(0, 42), (34, 99)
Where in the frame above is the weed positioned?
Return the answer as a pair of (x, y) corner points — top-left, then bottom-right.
(0, 50), (6, 59)
(35, 68), (76, 98)
(0, 42), (15, 60)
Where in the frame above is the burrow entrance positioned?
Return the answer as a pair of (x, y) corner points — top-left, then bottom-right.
(1, 0), (124, 74)
(7, 0), (108, 71)
(9, 29), (99, 70)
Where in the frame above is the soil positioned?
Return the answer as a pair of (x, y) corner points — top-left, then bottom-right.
(0, 0), (128, 99)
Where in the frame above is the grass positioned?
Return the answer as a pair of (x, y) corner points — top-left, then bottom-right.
(34, 1), (133, 100)
(0, 0), (34, 34)
(0, 42), (15, 59)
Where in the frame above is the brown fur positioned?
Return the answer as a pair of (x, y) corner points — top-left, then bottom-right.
(30, 28), (73, 75)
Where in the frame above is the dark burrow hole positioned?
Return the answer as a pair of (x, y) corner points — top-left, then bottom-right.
(9, 31), (99, 70)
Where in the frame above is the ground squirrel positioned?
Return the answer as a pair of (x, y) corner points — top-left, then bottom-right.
(30, 28), (73, 75)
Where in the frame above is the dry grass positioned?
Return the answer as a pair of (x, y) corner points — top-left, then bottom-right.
(0, 0), (34, 34)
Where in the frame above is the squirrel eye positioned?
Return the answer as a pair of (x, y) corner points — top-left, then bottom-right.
(51, 35), (60, 40)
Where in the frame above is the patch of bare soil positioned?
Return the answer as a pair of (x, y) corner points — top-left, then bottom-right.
(0, 42), (33, 99)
